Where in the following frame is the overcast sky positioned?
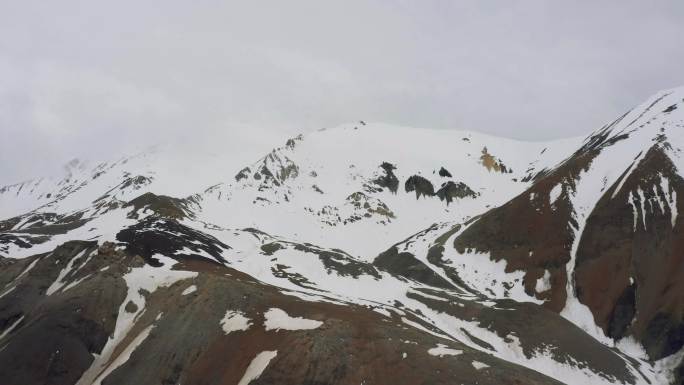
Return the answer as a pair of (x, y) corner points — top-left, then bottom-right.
(1, 1), (683, 184)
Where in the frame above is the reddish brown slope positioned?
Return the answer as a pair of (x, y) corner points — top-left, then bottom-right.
(575, 143), (684, 360)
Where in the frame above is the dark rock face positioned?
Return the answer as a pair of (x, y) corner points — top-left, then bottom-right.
(0, 241), (127, 385)
(574, 145), (684, 360)
(235, 167), (251, 181)
(404, 175), (435, 199)
(124, 192), (196, 220)
(346, 192), (394, 220)
(438, 167), (452, 178)
(373, 162), (399, 193)
(436, 181), (478, 204)
(116, 218), (230, 265)
(374, 245), (453, 289)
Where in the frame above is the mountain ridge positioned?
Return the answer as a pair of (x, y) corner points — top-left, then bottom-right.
(1, 87), (684, 384)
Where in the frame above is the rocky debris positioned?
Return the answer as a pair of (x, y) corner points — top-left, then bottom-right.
(285, 134), (303, 149)
(346, 192), (394, 219)
(235, 151), (300, 189)
(307, 192), (394, 226)
(118, 175), (153, 192)
(235, 166), (251, 182)
(311, 184), (324, 194)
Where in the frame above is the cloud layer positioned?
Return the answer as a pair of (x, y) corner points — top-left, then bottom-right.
(1, 1), (683, 184)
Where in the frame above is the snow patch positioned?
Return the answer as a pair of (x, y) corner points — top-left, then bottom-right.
(220, 310), (252, 334)
(181, 285), (197, 295)
(238, 350), (278, 385)
(535, 270), (552, 293)
(549, 184), (563, 204)
(660, 174), (678, 227)
(427, 344), (462, 357)
(263, 308), (323, 331)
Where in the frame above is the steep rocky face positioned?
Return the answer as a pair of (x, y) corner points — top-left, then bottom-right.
(452, 147), (596, 311)
(436, 181), (479, 204)
(415, 88), (684, 383)
(574, 144), (684, 360)
(404, 175), (435, 199)
(0, 241), (129, 385)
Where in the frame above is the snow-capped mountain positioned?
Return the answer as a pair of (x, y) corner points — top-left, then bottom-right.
(1, 87), (683, 385)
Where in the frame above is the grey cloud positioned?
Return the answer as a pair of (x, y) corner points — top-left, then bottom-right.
(1, 0), (683, 184)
